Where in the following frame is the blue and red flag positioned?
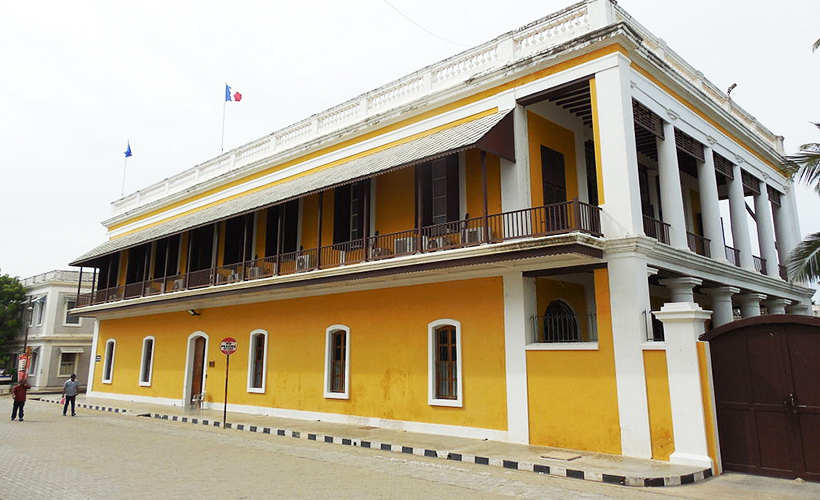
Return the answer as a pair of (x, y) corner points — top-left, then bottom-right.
(225, 84), (242, 102)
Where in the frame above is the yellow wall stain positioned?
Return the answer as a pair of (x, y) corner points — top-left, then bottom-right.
(643, 350), (674, 460)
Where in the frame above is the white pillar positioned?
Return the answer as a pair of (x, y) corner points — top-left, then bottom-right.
(698, 148), (727, 261)
(40, 344), (55, 389)
(656, 122), (688, 249)
(653, 302), (713, 469)
(786, 300), (814, 316)
(754, 180), (779, 277)
(607, 251), (653, 458)
(594, 57), (644, 237)
(502, 273), (533, 444)
(737, 293), (767, 318)
(501, 104), (531, 213)
(727, 164), (754, 269)
(86, 320), (100, 393)
(763, 298), (791, 315)
(659, 277), (702, 303)
(703, 286), (739, 327)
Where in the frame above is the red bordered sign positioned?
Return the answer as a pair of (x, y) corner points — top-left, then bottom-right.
(220, 337), (237, 355)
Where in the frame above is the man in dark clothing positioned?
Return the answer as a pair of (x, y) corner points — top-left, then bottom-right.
(11, 379), (31, 421)
(62, 373), (80, 416)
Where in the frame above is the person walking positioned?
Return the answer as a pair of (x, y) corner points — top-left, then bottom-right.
(11, 379), (31, 421)
(62, 373), (80, 416)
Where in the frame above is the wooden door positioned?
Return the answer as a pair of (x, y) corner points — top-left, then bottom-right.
(190, 336), (206, 403)
(707, 317), (820, 481)
(540, 146), (567, 232)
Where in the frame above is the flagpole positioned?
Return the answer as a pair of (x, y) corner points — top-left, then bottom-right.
(221, 99), (227, 153)
(121, 156), (128, 197)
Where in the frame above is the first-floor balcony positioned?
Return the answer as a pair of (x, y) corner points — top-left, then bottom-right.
(77, 200), (601, 307)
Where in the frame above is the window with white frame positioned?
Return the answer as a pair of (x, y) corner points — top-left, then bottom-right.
(246, 329), (268, 393)
(323, 325), (350, 399)
(36, 298), (46, 326)
(139, 336), (155, 386)
(102, 339), (116, 383)
(59, 352), (78, 377)
(28, 350), (38, 376)
(64, 297), (80, 325)
(428, 319), (463, 407)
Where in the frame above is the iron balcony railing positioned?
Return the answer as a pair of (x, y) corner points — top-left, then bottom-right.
(79, 200), (602, 306)
(753, 255), (767, 275)
(686, 232), (710, 258)
(530, 312), (598, 343)
(725, 245), (741, 267)
(642, 215), (670, 245)
(779, 264), (788, 281)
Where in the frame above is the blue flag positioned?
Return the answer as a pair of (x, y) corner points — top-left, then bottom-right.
(225, 84), (232, 102)
(124, 141), (132, 158)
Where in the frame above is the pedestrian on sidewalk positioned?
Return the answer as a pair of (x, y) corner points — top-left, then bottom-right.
(11, 379), (31, 421)
(62, 374), (79, 416)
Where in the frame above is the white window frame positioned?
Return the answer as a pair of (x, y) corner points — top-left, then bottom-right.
(58, 352), (78, 377)
(246, 329), (269, 394)
(63, 296), (81, 327)
(139, 336), (155, 387)
(36, 299), (46, 326)
(323, 325), (350, 400)
(28, 349), (38, 376)
(102, 339), (116, 384)
(428, 319), (463, 408)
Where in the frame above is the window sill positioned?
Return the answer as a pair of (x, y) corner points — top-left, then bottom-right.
(62, 323), (82, 328)
(642, 341), (666, 350)
(247, 387), (265, 394)
(324, 391), (349, 400)
(526, 342), (599, 351)
(429, 398), (463, 408)
(101, 380), (113, 384)
(139, 381), (152, 387)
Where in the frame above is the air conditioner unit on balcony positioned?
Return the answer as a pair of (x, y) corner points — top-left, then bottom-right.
(464, 227), (489, 244)
(296, 254), (312, 272)
(394, 236), (421, 255)
(172, 279), (185, 291)
(247, 267), (262, 279)
(426, 236), (448, 250)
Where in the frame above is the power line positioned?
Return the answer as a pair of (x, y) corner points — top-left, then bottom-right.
(381, 0), (472, 47)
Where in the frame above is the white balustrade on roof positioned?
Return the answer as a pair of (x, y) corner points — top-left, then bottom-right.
(110, 0), (782, 220)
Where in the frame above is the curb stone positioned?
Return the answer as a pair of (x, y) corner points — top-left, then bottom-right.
(37, 397), (712, 487)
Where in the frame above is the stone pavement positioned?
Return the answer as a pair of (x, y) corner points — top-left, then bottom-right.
(2, 396), (820, 500)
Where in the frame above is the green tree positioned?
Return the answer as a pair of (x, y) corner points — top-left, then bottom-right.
(786, 122), (820, 282)
(0, 271), (26, 370)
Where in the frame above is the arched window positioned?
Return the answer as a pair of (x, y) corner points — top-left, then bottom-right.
(102, 339), (116, 383)
(543, 300), (579, 342)
(428, 319), (463, 407)
(139, 336), (155, 386)
(246, 329), (268, 393)
(324, 325), (350, 399)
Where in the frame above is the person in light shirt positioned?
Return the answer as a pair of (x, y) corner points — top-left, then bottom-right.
(62, 374), (80, 416)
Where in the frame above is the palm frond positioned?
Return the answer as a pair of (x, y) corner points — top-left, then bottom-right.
(788, 231), (820, 282)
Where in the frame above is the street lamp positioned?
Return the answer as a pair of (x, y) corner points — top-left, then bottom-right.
(20, 297), (32, 381)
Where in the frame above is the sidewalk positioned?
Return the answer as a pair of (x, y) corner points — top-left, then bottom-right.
(36, 394), (709, 488)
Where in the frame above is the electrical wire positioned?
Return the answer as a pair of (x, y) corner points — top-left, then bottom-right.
(381, 0), (472, 47)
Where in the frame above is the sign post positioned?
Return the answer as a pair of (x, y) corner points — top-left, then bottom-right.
(219, 337), (237, 428)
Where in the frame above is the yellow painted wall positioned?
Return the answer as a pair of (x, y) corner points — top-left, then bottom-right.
(178, 232), (189, 274)
(374, 168), (416, 235)
(643, 350), (674, 460)
(255, 210), (266, 259)
(698, 341), (720, 473)
(527, 112), (579, 206)
(92, 277), (508, 431)
(117, 250), (128, 286)
(589, 78), (605, 205)
(534, 278), (590, 341)
(216, 221), (226, 265)
(465, 150), (502, 218)
(526, 268), (621, 454)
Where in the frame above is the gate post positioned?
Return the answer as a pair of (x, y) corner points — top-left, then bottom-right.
(654, 302), (714, 469)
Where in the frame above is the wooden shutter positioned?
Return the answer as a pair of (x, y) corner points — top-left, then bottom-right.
(540, 146), (567, 205)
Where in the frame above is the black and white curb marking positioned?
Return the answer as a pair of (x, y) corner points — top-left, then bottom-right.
(146, 411), (712, 487)
(37, 397), (711, 487)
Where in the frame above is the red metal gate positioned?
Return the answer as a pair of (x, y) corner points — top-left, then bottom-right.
(701, 315), (820, 481)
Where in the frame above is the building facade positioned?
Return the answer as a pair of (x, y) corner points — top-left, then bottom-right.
(10, 270), (95, 391)
(71, 0), (814, 472)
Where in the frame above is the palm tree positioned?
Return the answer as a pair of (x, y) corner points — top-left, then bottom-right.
(786, 122), (820, 282)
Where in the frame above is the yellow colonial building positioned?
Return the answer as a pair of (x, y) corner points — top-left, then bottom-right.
(71, 0), (813, 475)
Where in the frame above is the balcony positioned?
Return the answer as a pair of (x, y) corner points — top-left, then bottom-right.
(724, 245), (741, 267)
(643, 215), (670, 245)
(77, 200), (601, 307)
(686, 232), (711, 258)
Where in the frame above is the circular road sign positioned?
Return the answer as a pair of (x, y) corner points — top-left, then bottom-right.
(220, 337), (238, 355)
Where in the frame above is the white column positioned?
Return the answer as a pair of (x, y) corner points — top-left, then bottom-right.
(653, 302), (714, 469)
(656, 122), (688, 249)
(40, 344), (55, 389)
(659, 277), (702, 303)
(786, 300), (814, 316)
(763, 298), (791, 315)
(594, 57), (644, 237)
(737, 293), (766, 318)
(502, 273), (533, 444)
(86, 320), (100, 394)
(698, 148), (727, 261)
(501, 104), (531, 213)
(703, 286), (739, 327)
(754, 180), (779, 277)
(727, 164), (755, 269)
(607, 251), (652, 458)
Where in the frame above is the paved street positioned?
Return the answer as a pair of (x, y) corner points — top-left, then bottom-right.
(2, 397), (819, 500)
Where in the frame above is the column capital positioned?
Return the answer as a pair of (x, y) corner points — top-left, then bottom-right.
(702, 286), (740, 299)
(737, 292), (767, 305)
(659, 277), (703, 303)
(763, 298), (791, 315)
(653, 302), (713, 323)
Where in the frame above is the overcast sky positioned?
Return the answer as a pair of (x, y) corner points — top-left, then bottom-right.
(1, 0), (818, 293)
